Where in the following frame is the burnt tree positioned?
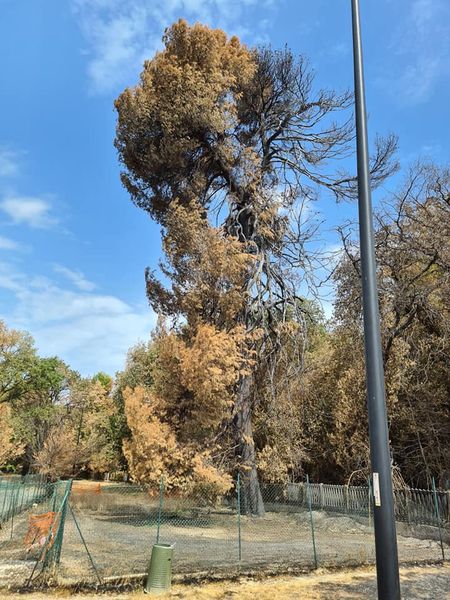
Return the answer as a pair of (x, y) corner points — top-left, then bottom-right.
(115, 21), (397, 515)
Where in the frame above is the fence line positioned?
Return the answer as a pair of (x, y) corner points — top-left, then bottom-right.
(282, 481), (450, 526)
(1, 476), (446, 531)
(0, 474), (49, 526)
(0, 476), (448, 588)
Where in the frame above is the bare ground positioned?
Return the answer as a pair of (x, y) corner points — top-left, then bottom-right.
(1, 488), (447, 589)
(1, 564), (450, 599)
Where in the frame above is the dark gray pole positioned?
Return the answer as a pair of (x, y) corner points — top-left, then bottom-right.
(350, 1), (401, 598)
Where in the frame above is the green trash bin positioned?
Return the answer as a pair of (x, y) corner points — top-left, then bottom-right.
(145, 543), (174, 595)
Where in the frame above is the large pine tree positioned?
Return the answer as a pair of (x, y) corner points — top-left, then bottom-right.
(115, 20), (396, 514)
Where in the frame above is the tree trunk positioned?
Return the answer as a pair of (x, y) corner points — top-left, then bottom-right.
(20, 445), (32, 475)
(234, 374), (265, 516)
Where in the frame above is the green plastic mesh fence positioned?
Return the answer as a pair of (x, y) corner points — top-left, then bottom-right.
(0, 474), (48, 526)
(0, 477), (71, 586)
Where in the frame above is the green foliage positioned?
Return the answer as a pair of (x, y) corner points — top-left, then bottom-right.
(0, 321), (121, 477)
(92, 371), (113, 392)
(0, 321), (37, 404)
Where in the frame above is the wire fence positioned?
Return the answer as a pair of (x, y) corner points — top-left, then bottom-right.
(287, 481), (450, 524)
(0, 476), (448, 588)
(0, 477), (71, 586)
(0, 474), (48, 526)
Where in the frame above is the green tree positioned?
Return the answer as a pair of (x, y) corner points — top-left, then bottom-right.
(0, 320), (37, 404)
(0, 403), (24, 470)
(12, 356), (72, 473)
(92, 371), (113, 392)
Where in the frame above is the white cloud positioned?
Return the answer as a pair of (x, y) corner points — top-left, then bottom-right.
(53, 264), (96, 292)
(72, 0), (277, 94)
(0, 149), (20, 177)
(378, 0), (450, 105)
(0, 195), (57, 229)
(0, 235), (19, 250)
(0, 261), (155, 376)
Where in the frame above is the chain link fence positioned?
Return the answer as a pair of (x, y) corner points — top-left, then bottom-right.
(0, 477), (72, 586)
(0, 476), (448, 588)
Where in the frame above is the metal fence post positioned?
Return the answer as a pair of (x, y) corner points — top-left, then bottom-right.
(0, 481), (8, 522)
(68, 502), (102, 584)
(306, 475), (318, 569)
(10, 483), (20, 539)
(156, 475), (164, 544)
(237, 473), (242, 563)
(404, 488), (411, 525)
(345, 484), (349, 515)
(27, 481), (69, 586)
(432, 477), (445, 561)
(19, 480), (26, 512)
(52, 479), (73, 566)
(51, 483), (58, 513)
(368, 478), (372, 527)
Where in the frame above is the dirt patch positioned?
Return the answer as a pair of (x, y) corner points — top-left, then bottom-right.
(1, 564), (450, 599)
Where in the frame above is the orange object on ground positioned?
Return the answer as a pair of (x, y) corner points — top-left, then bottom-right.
(72, 481), (102, 494)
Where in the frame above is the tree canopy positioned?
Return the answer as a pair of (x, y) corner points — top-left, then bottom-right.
(0, 320), (120, 478)
(3, 21), (447, 499)
(115, 20), (397, 513)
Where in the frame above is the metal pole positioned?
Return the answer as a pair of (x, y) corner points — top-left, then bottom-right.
(69, 502), (102, 584)
(237, 473), (242, 562)
(10, 483), (20, 539)
(51, 479), (73, 567)
(156, 475), (164, 544)
(431, 477), (445, 561)
(350, 1), (400, 598)
(306, 475), (318, 569)
(0, 482), (8, 524)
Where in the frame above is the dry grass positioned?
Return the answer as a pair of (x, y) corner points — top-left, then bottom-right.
(131, 564), (450, 599)
(2, 564), (450, 599)
(1, 502), (446, 588)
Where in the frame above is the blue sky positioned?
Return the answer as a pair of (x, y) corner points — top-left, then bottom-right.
(0, 0), (449, 376)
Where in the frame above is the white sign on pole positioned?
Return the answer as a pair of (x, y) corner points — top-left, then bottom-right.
(373, 472), (381, 507)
